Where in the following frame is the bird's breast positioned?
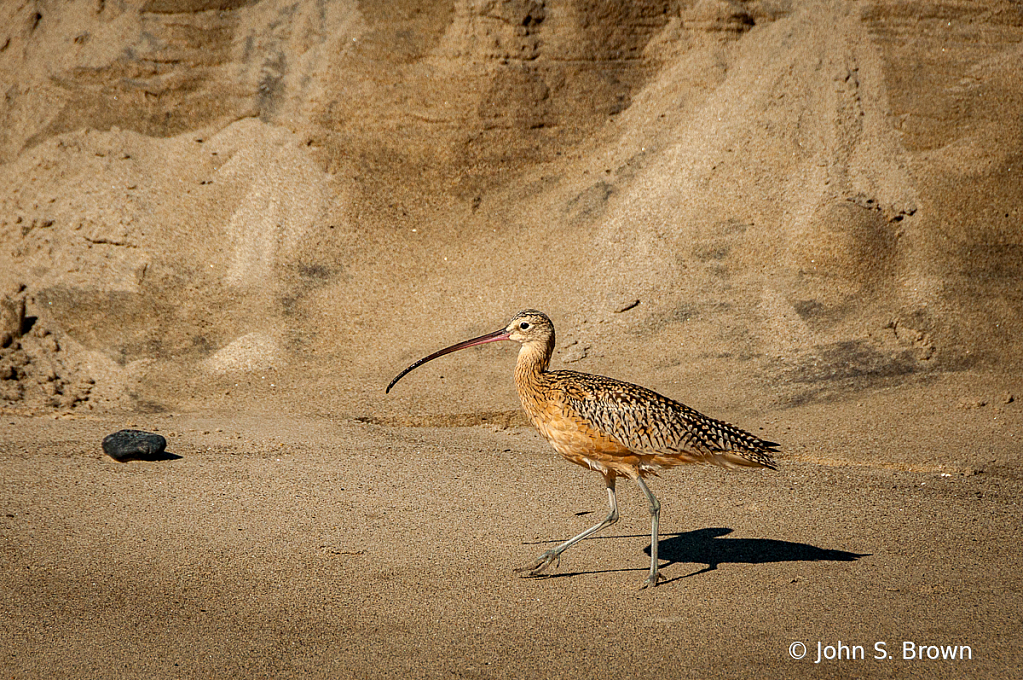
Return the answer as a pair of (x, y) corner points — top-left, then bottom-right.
(518, 387), (633, 465)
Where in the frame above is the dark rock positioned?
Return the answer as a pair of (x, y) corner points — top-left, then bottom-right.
(101, 429), (176, 463)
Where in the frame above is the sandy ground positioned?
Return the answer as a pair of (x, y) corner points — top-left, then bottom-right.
(2, 0), (1023, 677)
(3, 372), (1022, 678)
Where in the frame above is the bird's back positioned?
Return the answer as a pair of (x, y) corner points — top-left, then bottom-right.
(523, 369), (778, 475)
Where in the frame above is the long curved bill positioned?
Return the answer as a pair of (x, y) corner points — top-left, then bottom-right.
(386, 327), (511, 393)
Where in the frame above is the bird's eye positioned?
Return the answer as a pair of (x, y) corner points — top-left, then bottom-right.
(519, 322), (530, 330)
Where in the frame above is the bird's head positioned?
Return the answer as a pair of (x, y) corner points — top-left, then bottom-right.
(385, 309), (555, 393)
(505, 309), (555, 346)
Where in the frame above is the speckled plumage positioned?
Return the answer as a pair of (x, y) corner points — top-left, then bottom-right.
(508, 310), (777, 478)
(387, 309), (778, 587)
(555, 371), (779, 470)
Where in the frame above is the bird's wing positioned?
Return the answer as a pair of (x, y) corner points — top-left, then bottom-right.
(553, 370), (778, 469)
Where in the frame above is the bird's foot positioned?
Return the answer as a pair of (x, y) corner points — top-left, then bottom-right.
(640, 570), (666, 589)
(514, 549), (561, 576)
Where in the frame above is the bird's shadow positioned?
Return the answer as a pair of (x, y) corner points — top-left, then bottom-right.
(523, 527), (867, 583)
(651, 527), (868, 582)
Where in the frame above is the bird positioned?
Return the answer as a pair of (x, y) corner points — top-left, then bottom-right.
(386, 309), (778, 587)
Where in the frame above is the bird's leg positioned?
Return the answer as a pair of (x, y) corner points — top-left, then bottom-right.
(516, 473), (619, 577)
(635, 476), (665, 588)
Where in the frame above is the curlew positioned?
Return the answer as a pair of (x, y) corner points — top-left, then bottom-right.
(386, 309), (778, 587)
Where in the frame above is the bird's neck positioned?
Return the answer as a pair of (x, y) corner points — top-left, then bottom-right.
(514, 337), (553, 391)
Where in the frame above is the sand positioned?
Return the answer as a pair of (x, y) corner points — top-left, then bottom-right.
(2, 0), (1022, 677)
